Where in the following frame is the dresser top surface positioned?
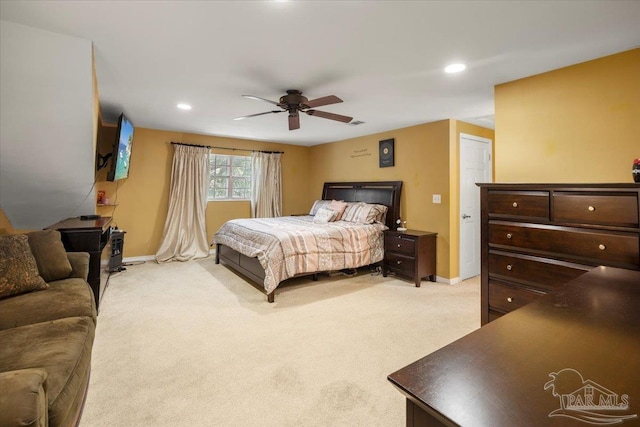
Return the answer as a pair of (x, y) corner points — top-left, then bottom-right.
(45, 216), (112, 231)
(477, 182), (640, 189)
(388, 267), (640, 426)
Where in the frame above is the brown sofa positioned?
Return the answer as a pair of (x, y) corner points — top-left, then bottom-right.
(0, 230), (97, 427)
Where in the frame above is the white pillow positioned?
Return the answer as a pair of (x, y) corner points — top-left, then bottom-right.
(313, 207), (338, 223)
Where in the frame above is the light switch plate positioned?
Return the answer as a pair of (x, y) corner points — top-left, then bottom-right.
(433, 194), (442, 204)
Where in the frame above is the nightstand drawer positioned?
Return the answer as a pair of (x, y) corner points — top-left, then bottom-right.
(488, 190), (549, 219)
(385, 234), (416, 255)
(385, 252), (415, 274)
(553, 192), (639, 227)
(488, 280), (545, 314)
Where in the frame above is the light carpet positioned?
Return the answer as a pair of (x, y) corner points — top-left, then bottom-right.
(80, 258), (480, 427)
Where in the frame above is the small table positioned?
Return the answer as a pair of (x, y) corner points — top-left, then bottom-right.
(388, 267), (640, 426)
(45, 217), (112, 310)
(383, 229), (437, 286)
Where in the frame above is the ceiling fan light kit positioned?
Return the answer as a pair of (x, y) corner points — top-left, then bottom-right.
(235, 89), (353, 130)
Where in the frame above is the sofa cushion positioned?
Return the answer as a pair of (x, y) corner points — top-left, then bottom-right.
(66, 252), (90, 281)
(27, 229), (73, 282)
(0, 368), (48, 427)
(0, 235), (48, 299)
(0, 317), (95, 427)
(0, 278), (97, 331)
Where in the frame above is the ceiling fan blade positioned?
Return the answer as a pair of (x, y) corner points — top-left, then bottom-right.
(288, 114), (300, 130)
(242, 95), (281, 106)
(304, 95), (343, 109)
(306, 109), (353, 123)
(233, 110), (282, 120)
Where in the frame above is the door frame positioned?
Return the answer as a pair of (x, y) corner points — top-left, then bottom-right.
(458, 132), (493, 281)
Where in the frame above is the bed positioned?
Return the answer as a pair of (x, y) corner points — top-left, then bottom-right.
(213, 181), (402, 302)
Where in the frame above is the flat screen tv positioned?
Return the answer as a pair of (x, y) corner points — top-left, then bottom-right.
(107, 113), (135, 181)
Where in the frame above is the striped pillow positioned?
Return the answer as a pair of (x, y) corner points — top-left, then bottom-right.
(342, 202), (388, 224)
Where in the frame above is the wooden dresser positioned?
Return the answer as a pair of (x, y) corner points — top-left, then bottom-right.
(382, 229), (437, 286)
(478, 183), (640, 325)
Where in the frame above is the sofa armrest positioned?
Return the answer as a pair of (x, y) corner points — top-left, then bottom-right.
(67, 252), (90, 280)
(0, 368), (48, 427)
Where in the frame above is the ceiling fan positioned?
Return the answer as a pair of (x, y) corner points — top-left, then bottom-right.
(233, 89), (353, 130)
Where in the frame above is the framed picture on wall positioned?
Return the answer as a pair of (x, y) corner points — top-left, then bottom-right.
(379, 138), (394, 168)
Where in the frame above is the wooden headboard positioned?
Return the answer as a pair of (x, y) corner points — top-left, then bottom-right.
(322, 181), (403, 229)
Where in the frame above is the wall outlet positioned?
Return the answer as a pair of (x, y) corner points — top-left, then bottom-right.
(432, 194), (442, 204)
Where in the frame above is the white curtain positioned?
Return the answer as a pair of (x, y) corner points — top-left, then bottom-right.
(251, 152), (282, 218)
(155, 144), (210, 262)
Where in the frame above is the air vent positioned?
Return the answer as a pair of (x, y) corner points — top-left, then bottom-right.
(349, 120), (365, 126)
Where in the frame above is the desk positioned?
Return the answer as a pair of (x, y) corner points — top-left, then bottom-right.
(388, 267), (640, 427)
(46, 217), (112, 311)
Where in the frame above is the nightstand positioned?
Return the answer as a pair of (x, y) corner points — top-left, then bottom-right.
(383, 229), (437, 286)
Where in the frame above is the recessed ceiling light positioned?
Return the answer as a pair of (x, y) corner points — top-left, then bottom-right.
(444, 63), (466, 74)
(177, 103), (192, 110)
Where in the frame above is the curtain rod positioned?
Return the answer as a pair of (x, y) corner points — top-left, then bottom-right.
(170, 141), (283, 154)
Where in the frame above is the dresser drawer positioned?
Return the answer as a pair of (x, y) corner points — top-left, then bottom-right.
(488, 280), (545, 313)
(385, 234), (416, 255)
(384, 252), (415, 274)
(489, 222), (640, 268)
(488, 191), (549, 219)
(553, 192), (639, 227)
(488, 251), (589, 291)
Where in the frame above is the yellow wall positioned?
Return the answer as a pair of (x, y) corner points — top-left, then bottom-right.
(0, 208), (25, 234)
(307, 120), (493, 280)
(95, 128), (311, 258)
(495, 48), (640, 182)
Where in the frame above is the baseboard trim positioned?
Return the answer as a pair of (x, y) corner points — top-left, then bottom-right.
(123, 248), (216, 264)
(122, 255), (155, 263)
(435, 276), (461, 285)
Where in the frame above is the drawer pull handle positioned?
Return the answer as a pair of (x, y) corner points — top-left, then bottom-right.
(507, 297), (513, 303)
(397, 244), (402, 248)
(397, 260), (402, 265)
(599, 244), (606, 251)
(512, 202), (518, 208)
(506, 264), (512, 271)
(588, 206), (596, 212)
(506, 233), (513, 239)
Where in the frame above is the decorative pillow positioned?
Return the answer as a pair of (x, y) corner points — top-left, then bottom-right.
(0, 235), (48, 299)
(329, 200), (348, 221)
(313, 207), (338, 223)
(373, 204), (389, 224)
(27, 229), (72, 282)
(309, 199), (332, 216)
(342, 202), (388, 224)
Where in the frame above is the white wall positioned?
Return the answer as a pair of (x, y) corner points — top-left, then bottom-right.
(0, 20), (96, 229)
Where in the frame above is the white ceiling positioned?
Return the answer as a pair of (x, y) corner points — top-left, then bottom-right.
(1, 1), (639, 146)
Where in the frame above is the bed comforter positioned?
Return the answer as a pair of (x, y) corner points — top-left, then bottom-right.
(213, 216), (387, 294)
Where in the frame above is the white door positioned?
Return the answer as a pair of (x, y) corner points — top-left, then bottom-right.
(459, 134), (492, 280)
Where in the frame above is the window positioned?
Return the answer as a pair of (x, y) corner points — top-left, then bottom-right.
(208, 154), (251, 200)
